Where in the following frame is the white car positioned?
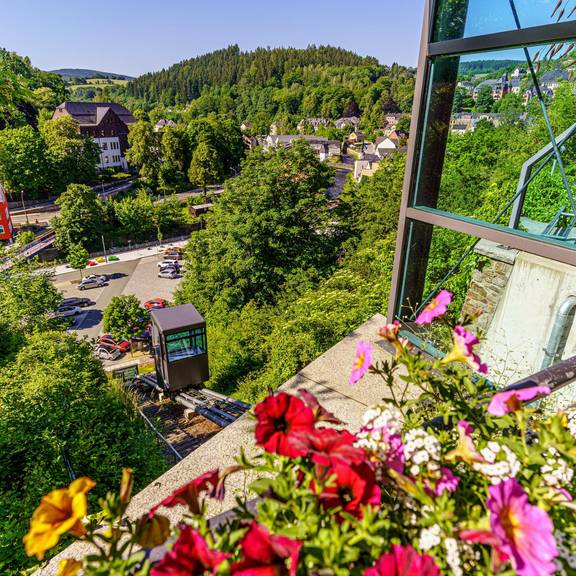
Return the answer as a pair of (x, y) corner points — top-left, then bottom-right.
(158, 260), (180, 269)
(94, 345), (122, 361)
(55, 305), (82, 318)
(158, 267), (178, 279)
(85, 274), (106, 282)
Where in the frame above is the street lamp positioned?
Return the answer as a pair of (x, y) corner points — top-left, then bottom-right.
(21, 190), (29, 226)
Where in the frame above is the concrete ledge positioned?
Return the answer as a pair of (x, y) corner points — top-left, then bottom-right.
(37, 313), (401, 574)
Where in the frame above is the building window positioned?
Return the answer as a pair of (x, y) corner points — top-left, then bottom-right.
(0, 225), (4, 235)
(165, 328), (207, 363)
(390, 0), (576, 383)
(101, 143), (108, 150)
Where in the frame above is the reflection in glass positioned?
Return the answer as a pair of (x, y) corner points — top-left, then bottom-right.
(166, 328), (207, 363)
(412, 42), (576, 250)
(432, 0), (575, 42)
(398, 220), (576, 407)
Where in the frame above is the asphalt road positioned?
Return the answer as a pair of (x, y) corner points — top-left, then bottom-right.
(54, 259), (139, 340)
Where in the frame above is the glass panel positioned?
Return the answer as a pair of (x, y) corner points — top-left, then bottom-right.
(166, 328), (207, 362)
(432, 0), (576, 42)
(412, 41), (576, 251)
(396, 220), (576, 409)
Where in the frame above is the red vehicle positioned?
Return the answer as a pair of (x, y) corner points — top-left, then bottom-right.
(97, 334), (131, 353)
(144, 298), (168, 310)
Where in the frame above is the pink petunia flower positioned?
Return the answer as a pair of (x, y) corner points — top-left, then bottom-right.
(349, 340), (373, 385)
(488, 478), (558, 576)
(441, 325), (488, 374)
(415, 290), (452, 325)
(364, 544), (441, 576)
(487, 386), (551, 417)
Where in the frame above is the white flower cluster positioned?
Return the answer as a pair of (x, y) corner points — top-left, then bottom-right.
(541, 448), (574, 489)
(403, 428), (441, 477)
(567, 408), (576, 439)
(472, 441), (520, 484)
(555, 530), (576, 571)
(418, 524), (441, 551)
(356, 405), (403, 454)
(445, 538), (463, 576)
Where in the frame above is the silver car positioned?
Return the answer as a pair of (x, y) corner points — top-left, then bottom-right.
(79, 277), (106, 290)
(94, 345), (121, 361)
(55, 305), (82, 318)
(158, 267), (178, 279)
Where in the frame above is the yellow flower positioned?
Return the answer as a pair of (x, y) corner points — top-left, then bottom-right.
(57, 558), (82, 576)
(24, 477), (96, 560)
(119, 468), (134, 504)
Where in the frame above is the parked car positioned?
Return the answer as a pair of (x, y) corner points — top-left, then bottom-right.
(144, 298), (168, 310)
(61, 297), (93, 308)
(98, 335), (131, 353)
(55, 305), (82, 318)
(85, 274), (106, 282)
(158, 260), (180, 269)
(94, 344), (122, 361)
(79, 277), (106, 290)
(164, 251), (182, 260)
(158, 267), (179, 279)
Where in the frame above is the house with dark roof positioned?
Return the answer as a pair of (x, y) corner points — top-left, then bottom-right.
(52, 102), (136, 170)
(263, 135), (340, 161)
(154, 119), (176, 132)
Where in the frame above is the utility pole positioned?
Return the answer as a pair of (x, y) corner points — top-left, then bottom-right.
(101, 235), (108, 262)
(21, 190), (29, 226)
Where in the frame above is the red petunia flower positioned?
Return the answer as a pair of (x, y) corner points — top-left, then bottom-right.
(316, 461), (381, 518)
(230, 521), (302, 576)
(149, 470), (222, 517)
(254, 392), (315, 458)
(295, 428), (366, 467)
(364, 544), (442, 576)
(151, 527), (229, 576)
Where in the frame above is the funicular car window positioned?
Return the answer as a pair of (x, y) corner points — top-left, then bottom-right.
(165, 328), (207, 362)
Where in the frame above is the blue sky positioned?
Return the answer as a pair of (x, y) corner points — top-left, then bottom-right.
(0, 0), (426, 77)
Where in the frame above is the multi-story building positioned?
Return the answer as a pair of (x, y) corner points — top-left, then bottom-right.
(52, 102), (136, 170)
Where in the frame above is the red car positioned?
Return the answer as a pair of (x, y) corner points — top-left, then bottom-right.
(97, 334), (131, 353)
(144, 298), (168, 310)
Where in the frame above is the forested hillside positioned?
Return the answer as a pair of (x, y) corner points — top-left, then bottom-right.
(128, 45), (379, 103)
(0, 48), (66, 128)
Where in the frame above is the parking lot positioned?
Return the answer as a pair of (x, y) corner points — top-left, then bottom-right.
(53, 252), (184, 342)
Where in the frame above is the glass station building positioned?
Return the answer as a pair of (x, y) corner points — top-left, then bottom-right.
(389, 0), (576, 397)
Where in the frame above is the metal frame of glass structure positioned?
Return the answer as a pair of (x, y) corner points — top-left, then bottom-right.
(388, 0), (576, 322)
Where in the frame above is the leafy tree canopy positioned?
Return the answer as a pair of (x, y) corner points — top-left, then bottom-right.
(102, 294), (147, 340)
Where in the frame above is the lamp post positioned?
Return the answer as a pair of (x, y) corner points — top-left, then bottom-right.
(101, 235), (108, 263)
(21, 190), (29, 226)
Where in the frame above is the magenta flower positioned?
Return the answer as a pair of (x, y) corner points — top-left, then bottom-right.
(364, 544), (441, 576)
(441, 325), (488, 374)
(488, 478), (558, 576)
(349, 340), (372, 385)
(433, 467), (460, 496)
(487, 386), (551, 417)
(415, 290), (452, 325)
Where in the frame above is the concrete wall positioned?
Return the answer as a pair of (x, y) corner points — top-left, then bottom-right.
(476, 250), (576, 386)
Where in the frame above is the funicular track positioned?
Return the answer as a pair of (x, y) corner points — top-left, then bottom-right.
(126, 373), (251, 462)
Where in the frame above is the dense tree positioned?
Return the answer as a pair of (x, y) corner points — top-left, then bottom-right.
(125, 119), (161, 184)
(154, 194), (184, 234)
(40, 116), (99, 192)
(103, 295), (147, 340)
(452, 87), (474, 112)
(52, 184), (105, 252)
(177, 140), (335, 312)
(187, 141), (223, 194)
(159, 125), (189, 188)
(113, 188), (155, 240)
(67, 243), (89, 279)
(0, 332), (166, 573)
(0, 125), (48, 198)
(474, 85), (495, 112)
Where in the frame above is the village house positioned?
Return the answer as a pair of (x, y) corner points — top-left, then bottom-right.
(473, 73), (510, 100)
(334, 116), (360, 129)
(263, 135), (340, 161)
(297, 117), (330, 132)
(347, 130), (365, 145)
(53, 101), (136, 170)
(154, 119), (176, 132)
(240, 121), (253, 132)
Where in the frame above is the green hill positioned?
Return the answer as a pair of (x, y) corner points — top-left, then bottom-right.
(50, 68), (134, 80)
